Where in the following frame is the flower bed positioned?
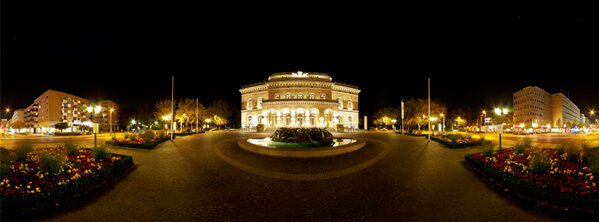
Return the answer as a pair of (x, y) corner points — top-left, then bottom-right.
(465, 148), (599, 213)
(431, 136), (490, 148)
(108, 136), (173, 149)
(1, 147), (133, 216)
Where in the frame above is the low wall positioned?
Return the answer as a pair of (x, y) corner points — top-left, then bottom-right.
(237, 138), (366, 158)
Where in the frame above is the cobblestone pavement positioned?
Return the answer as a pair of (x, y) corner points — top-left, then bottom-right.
(30, 132), (570, 221)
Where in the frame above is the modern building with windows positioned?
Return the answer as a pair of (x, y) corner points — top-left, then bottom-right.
(240, 71), (360, 129)
(18, 89), (119, 133)
(513, 86), (582, 132)
(9, 109), (25, 124)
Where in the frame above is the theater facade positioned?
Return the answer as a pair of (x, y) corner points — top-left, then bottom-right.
(240, 71), (360, 129)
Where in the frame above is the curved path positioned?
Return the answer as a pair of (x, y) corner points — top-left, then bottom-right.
(32, 132), (568, 221)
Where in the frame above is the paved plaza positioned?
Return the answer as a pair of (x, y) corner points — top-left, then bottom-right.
(12, 131), (577, 221)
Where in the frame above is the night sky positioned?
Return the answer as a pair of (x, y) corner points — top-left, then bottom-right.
(2, 6), (598, 119)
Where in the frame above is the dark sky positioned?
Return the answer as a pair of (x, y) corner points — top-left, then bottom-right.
(2, 6), (598, 119)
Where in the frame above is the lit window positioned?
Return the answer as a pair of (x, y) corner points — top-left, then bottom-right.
(247, 99), (253, 109)
(274, 94), (280, 100)
(257, 97), (263, 109)
(338, 98), (343, 109)
(321, 94), (326, 100)
(297, 93), (303, 99)
(285, 93), (291, 99)
(309, 93), (315, 99)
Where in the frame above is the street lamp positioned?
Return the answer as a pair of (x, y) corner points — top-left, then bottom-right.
(109, 108), (114, 133)
(440, 113), (445, 132)
(391, 119), (397, 132)
(495, 107), (508, 148)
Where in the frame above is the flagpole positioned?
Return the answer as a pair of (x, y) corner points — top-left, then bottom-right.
(196, 98), (199, 133)
(170, 76), (174, 140)
(428, 77), (431, 141)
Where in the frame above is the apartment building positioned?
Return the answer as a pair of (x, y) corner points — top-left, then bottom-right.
(19, 89), (119, 133)
(9, 109), (25, 124)
(513, 86), (582, 132)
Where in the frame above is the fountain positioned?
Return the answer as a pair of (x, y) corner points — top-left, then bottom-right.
(239, 128), (365, 158)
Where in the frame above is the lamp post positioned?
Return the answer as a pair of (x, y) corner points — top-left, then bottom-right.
(205, 119), (211, 132)
(87, 105), (101, 147)
(440, 113), (445, 133)
(109, 108), (114, 133)
(495, 107), (508, 148)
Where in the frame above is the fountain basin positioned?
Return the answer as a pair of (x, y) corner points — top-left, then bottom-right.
(238, 137), (366, 158)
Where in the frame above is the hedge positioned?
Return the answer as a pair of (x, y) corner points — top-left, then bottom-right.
(1, 151), (134, 217)
(395, 132), (427, 137)
(173, 131), (204, 136)
(465, 152), (599, 214)
(430, 136), (492, 148)
(108, 137), (173, 149)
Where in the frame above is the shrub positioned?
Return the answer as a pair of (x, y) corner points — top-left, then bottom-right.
(556, 144), (566, 155)
(129, 133), (138, 141)
(589, 158), (599, 176)
(140, 131), (156, 143)
(514, 143), (527, 154)
(529, 152), (551, 173)
(111, 135), (117, 141)
(466, 135), (472, 140)
(124, 133), (131, 140)
(1, 147), (11, 176)
(157, 130), (166, 138)
(15, 143), (34, 162)
(63, 140), (79, 156)
(482, 144), (494, 157)
(565, 146), (580, 162)
(93, 144), (109, 159)
(479, 135), (486, 142)
(38, 151), (67, 174)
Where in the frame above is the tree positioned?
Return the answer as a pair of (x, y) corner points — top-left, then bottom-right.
(404, 98), (447, 130)
(176, 98), (196, 131)
(373, 107), (400, 127)
(54, 122), (69, 132)
(9, 120), (26, 133)
(207, 100), (233, 128)
(154, 98), (175, 120)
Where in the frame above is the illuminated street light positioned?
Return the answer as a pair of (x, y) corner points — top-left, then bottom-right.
(440, 113), (445, 132)
(87, 106), (93, 113)
(94, 105), (101, 114)
(502, 108), (508, 115)
(131, 119), (136, 124)
(494, 108), (501, 115)
(591, 109), (596, 116)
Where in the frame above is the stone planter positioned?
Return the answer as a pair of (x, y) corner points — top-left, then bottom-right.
(336, 125), (344, 133)
(256, 124), (265, 132)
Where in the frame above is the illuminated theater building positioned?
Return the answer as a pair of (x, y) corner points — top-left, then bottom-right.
(240, 71), (360, 129)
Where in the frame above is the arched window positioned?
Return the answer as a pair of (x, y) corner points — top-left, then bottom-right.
(285, 93), (291, 99)
(274, 94), (280, 100)
(321, 94), (326, 100)
(348, 99), (353, 110)
(247, 99), (252, 109)
(338, 98), (343, 109)
(309, 93), (315, 99)
(297, 93), (303, 99)
(257, 97), (263, 109)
